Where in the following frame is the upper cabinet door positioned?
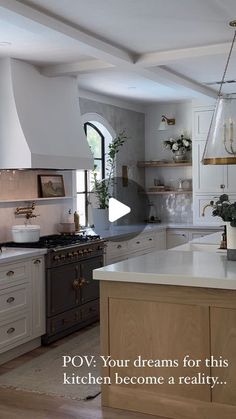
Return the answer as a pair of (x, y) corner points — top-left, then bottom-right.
(193, 107), (214, 141)
(193, 141), (225, 193)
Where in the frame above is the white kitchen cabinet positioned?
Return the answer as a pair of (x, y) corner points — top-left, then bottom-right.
(0, 314), (31, 352)
(192, 106), (214, 141)
(0, 260), (30, 288)
(193, 141), (225, 193)
(193, 194), (236, 225)
(192, 105), (236, 224)
(166, 230), (189, 248)
(166, 228), (220, 249)
(104, 230), (166, 265)
(31, 256), (46, 338)
(0, 255), (45, 357)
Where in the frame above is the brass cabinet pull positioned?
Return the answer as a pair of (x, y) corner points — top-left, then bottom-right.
(34, 259), (41, 264)
(79, 278), (89, 287)
(72, 279), (80, 290)
(7, 327), (15, 334)
(6, 270), (14, 277)
(7, 297), (15, 304)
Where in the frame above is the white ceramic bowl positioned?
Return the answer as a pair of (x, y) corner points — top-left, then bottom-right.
(11, 225), (40, 243)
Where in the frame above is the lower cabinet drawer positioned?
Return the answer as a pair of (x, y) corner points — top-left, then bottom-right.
(47, 300), (99, 336)
(0, 284), (30, 317)
(0, 261), (29, 288)
(80, 299), (99, 322)
(0, 313), (31, 352)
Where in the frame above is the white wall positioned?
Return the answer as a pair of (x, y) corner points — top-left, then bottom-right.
(0, 170), (74, 242)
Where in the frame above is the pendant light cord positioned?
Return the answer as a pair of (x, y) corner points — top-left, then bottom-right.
(218, 29), (236, 96)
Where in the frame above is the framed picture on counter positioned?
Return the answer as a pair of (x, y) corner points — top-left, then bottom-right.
(38, 174), (65, 198)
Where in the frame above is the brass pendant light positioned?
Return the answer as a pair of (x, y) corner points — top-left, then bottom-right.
(202, 20), (236, 165)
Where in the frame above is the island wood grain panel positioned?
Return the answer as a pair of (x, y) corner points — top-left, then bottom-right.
(211, 307), (236, 405)
(100, 281), (236, 309)
(99, 281), (236, 419)
(108, 298), (210, 401)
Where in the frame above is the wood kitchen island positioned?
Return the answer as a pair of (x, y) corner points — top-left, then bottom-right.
(93, 250), (236, 419)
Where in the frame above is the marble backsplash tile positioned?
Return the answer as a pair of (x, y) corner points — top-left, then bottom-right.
(149, 194), (193, 223)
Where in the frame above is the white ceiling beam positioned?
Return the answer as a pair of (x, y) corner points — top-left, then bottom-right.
(0, 0), (134, 66)
(0, 0), (218, 99)
(41, 59), (114, 77)
(136, 42), (231, 67)
(136, 66), (218, 99)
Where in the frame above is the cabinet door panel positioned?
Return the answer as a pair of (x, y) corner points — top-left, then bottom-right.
(225, 166), (236, 194)
(193, 107), (214, 140)
(193, 141), (224, 193)
(47, 264), (79, 316)
(109, 298), (210, 401)
(80, 257), (102, 304)
(211, 307), (236, 405)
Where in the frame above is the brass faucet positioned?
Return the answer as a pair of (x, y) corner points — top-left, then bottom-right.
(201, 201), (214, 217)
(15, 202), (39, 220)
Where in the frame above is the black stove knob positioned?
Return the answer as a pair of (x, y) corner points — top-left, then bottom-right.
(54, 255), (60, 261)
(88, 248), (93, 252)
(79, 250), (84, 255)
(60, 254), (66, 260)
(68, 252), (73, 258)
(73, 251), (78, 257)
(83, 249), (88, 254)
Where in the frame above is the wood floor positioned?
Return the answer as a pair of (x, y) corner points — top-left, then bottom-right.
(0, 327), (168, 419)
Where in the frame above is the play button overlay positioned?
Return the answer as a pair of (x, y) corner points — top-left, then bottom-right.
(91, 176), (150, 241)
(109, 198), (131, 222)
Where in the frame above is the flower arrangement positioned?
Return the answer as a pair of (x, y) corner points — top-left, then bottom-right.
(163, 134), (192, 154)
(210, 194), (236, 227)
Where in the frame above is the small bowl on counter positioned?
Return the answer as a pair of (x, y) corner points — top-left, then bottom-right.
(11, 225), (40, 243)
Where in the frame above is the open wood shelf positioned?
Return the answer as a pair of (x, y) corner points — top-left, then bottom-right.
(137, 161), (192, 168)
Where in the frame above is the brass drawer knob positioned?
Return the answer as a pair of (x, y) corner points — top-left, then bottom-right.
(7, 327), (15, 334)
(6, 270), (14, 277)
(7, 297), (15, 304)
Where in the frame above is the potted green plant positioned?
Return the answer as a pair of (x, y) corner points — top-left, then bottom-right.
(92, 130), (127, 230)
(163, 134), (192, 162)
(210, 194), (236, 260)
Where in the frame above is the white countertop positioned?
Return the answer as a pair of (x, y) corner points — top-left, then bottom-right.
(0, 248), (47, 264)
(95, 223), (220, 239)
(93, 249), (236, 290)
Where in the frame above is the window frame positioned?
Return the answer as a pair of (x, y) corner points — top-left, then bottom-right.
(76, 122), (106, 226)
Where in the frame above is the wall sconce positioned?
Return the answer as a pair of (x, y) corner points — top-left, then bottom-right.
(158, 115), (176, 131)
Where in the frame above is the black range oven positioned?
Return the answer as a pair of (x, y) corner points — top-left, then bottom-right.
(5, 234), (104, 344)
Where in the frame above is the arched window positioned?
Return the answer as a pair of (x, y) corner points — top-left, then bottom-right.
(76, 122), (106, 226)
(84, 122), (105, 180)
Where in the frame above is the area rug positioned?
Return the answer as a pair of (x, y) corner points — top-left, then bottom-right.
(0, 324), (101, 401)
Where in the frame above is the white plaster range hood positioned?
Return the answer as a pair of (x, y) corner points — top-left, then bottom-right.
(0, 58), (93, 170)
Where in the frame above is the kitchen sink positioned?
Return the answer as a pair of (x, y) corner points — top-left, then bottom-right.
(171, 243), (226, 253)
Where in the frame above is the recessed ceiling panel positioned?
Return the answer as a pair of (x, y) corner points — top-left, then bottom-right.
(22, 0), (236, 53)
(77, 69), (200, 102)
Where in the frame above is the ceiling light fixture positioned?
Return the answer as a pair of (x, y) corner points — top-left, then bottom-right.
(158, 115), (176, 131)
(203, 20), (236, 165)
